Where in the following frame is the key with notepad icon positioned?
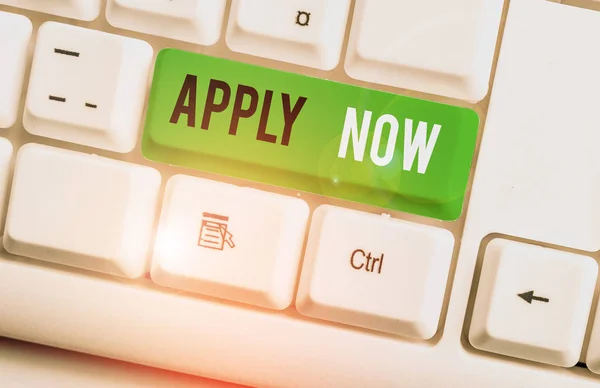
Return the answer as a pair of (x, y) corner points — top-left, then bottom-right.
(151, 175), (309, 309)
(198, 213), (235, 251)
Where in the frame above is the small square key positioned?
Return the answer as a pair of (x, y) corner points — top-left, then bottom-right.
(227, 0), (351, 70)
(151, 175), (309, 310)
(469, 239), (597, 367)
(24, 22), (152, 153)
(297, 205), (454, 339)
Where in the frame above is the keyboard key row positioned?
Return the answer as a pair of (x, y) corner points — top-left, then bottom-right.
(0, 0), (505, 101)
(5, 141), (600, 374)
(0, 18), (478, 220)
(0, 142), (455, 339)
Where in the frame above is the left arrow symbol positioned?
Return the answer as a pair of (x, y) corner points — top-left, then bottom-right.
(518, 290), (550, 304)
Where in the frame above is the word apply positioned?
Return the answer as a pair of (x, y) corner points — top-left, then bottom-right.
(170, 76), (308, 146)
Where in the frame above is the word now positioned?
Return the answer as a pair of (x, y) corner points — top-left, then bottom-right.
(337, 107), (441, 173)
(170, 76), (308, 146)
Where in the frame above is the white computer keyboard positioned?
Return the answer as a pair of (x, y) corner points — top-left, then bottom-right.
(2, 0), (600, 387)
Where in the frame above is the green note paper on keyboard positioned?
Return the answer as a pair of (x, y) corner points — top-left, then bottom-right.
(142, 49), (479, 220)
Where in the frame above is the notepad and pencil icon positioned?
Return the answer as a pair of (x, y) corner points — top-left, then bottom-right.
(198, 212), (235, 251)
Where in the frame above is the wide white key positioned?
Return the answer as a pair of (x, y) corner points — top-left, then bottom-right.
(452, 0), (600, 376)
(226, 0), (351, 70)
(151, 175), (309, 310)
(461, 0), (600, 253)
(469, 239), (597, 367)
(0, 0), (101, 21)
(0, 12), (31, 129)
(23, 22), (153, 153)
(106, 0), (226, 46)
(344, 0), (504, 102)
(4, 144), (161, 279)
(296, 205), (454, 339)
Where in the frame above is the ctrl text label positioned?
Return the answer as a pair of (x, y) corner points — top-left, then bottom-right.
(350, 249), (384, 274)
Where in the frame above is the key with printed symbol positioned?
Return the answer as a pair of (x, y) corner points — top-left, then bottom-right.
(296, 205), (454, 339)
(151, 175), (309, 310)
(106, 0), (226, 46)
(3, 144), (161, 279)
(143, 49), (479, 221)
(24, 22), (153, 153)
(469, 239), (597, 367)
(0, 12), (32, 129)
(226, 0), (351, 70)
(0, 0), (101, 21)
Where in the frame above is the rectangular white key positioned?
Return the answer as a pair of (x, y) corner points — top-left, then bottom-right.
(226, 0), (351, 70)
(4, 144), (161, 279)
(0, 12), (31, 129)
(151, 175), (309, 310)
(345, 0), (504, 102)
(106, 0), (226, 46)
(469, 239), (597, 367)
(0, 0), (101, 21)
(24, 22), (153, 153)
(297, 205), (454, 339)
(463, 1), (600, 252)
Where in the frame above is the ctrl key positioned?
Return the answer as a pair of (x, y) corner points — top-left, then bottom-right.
(296, 205), (454, 339)
(469, 239), (597, 367)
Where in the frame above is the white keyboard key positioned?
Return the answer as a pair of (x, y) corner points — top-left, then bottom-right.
(462, 1), (600, 252)
(345, 0), (504, 102)
(452, 0), (600, 375)
(469, 239), (597, 367)
(297, 205), (454, 339)
(23, 22), (153, 153)
(0, 138), (13, 233)
(4, 144), (161, 279)
(106, 0), (226, 46)
(151, 175), (309, 310)
(226, 0), (351, 70)
(0, 0), (101, 21)
(0, 12), (32, 129)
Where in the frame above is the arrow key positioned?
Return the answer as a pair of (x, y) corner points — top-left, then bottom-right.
(468, 238), (597, 367)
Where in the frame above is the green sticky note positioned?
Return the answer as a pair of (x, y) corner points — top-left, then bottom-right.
(142, 49), (479, 221)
